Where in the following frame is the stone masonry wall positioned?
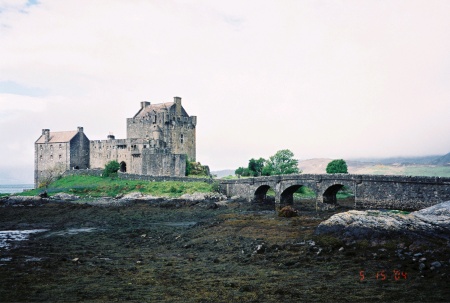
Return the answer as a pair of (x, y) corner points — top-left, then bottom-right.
(219, 174), (450, 211)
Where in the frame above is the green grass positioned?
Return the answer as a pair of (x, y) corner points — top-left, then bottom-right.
(403, 166), (450, 177)
(17, 175), (215, 198)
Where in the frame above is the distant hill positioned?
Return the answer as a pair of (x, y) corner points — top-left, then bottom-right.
(211, 169), (235, 178)
(213, 153), (450, 178)
(431, 153), (450, 166)
(349, 155), (442, 165)
(299, 156), (450, 177)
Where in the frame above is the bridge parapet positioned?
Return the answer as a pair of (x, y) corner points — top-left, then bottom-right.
(218, 174), (450, 211)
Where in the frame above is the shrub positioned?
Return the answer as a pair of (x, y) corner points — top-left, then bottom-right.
(103, 160), (120, 178)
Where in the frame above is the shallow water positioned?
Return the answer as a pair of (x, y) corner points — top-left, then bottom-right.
(45, 228), (97, 237)
(150, 221), (197, 227)
(0, 184), (34, 194)
(0, 229), (48, 250)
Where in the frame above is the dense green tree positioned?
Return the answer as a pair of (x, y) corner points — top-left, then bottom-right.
(103, 160), (120, 178)
(262, 149), (300, 176)
(235, 167), (245, 176)
(185, 157), (192, 176)
(326, 159), (348, 174)
(248, 158), (265, 176)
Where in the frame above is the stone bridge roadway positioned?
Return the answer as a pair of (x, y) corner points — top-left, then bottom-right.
(219, 174), (450, 211)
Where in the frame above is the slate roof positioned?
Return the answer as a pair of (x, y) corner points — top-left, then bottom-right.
(133, 102), (174, 119)
(35, 130), (78, 144)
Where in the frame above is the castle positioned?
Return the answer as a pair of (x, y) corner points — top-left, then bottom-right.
(34, 97), (196, 187)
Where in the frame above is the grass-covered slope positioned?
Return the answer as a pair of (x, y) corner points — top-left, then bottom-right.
(18, 175), (216, 198)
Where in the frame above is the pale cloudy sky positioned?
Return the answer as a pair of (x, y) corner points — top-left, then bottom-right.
(1, 0), (449, 183)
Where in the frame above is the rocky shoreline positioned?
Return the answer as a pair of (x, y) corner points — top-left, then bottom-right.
(1, 195), (449, 302)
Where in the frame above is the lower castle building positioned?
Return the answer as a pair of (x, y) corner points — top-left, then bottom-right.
(34, 97), (196, 187)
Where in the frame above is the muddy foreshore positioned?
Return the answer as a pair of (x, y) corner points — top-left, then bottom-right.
(0, 197), (449, 302)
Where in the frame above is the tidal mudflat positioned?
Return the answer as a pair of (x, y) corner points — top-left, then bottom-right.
(0, 200), (449, 302)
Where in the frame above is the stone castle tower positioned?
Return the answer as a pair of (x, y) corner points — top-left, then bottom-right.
(34, 127), (90, 187)
(35, 97), (197, 187)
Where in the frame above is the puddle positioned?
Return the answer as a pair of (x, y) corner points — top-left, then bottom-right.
(0, 229), (48, 250)
(45, 228), (97, 237)
(25, 256), (43, 262)
(150, 222), (197, 228)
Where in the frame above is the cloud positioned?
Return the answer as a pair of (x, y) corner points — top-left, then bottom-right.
(0, 0), (449, 182)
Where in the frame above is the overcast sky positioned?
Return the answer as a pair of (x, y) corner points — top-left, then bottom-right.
(1, 0), (449, 183)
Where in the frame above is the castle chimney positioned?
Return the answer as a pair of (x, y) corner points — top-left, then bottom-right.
(42, 129), (50, 143)
(77, 126), (83, 133)
(107, 134), (115, 140)
(141, 101), (150, 109)
(174, 96), (181, 116)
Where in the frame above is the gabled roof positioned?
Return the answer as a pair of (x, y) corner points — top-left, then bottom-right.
(35, 131), (78, 144)
(133, 102), (174, 119)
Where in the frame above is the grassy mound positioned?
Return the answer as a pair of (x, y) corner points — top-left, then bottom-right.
(17, 175), (216, 198)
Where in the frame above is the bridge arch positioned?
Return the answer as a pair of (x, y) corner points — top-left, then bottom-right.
(321, 182), (355, 207)
(253, 184), (275, 204)
(280, 185), (303, 204)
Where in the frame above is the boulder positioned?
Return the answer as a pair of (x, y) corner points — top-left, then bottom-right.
(5, 196), (43, 203)
(52, 193), (80, 201)
(179, 192), (227, 202)
(119, 192), (160, 202)
(315, 201), (450, 242)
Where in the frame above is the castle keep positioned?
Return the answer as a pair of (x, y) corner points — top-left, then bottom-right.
(34, 97), (196, 187)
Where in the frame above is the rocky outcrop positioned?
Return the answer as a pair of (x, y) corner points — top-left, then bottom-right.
(179, 192), (227, 202)
(315, 201), (450, 242)
(0, 195), (47, 206)
(51, 193), (80, 201)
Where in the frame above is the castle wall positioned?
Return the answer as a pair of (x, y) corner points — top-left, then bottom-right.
(169, 118), (196, 161)
(141, 151), (186, 177)
(34, 128), (89, 188)
(34, 141), (70, 187)
(89, 139), (131, 170)
(69, 132), (90, 169)
(89, 138), (186, 177)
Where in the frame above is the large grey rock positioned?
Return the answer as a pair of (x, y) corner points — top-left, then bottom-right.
(315, 201), (450, 241)
(119, 192), (160, 202)
(179, 192), (227, 202)
(5, 196), (43, 203)
(413, 201), (450, 229)
(52, 193), (80, 201)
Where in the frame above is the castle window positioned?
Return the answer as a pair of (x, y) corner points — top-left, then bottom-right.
(59, 154), (62, 160)
(39, 155), (43, 161)
(50, 155), (53, 160)
(59, 144), (62, 149)
(40, 145), (43, 151)
(50, 145), (53, 150)
(180, 134), (184, 144)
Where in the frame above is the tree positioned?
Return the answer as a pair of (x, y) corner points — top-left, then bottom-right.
(326, 159), (348, 174)
(38, 163), (66, 189)
(103, 160), (120, 178)
(248, 158), (265, 176)
(262, 149), (300, 176)
(185, 157), (192, 176)
(235, 167), (245, 176)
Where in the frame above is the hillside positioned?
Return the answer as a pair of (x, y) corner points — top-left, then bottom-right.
(299, 158), (450, 177)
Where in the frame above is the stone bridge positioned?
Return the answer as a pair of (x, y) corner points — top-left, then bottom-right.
(219, 174), (450, 211)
